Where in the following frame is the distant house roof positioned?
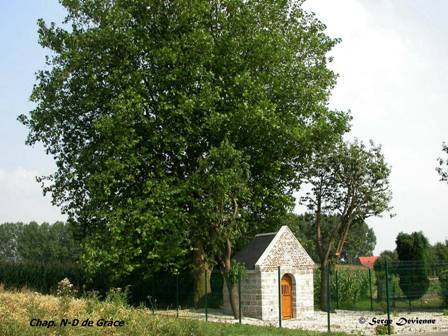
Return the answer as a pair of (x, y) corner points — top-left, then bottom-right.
(234, 232), (276, 270)
(358, 256), (379, 269)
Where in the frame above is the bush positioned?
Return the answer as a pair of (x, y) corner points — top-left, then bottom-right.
(375, 324), (395, 335)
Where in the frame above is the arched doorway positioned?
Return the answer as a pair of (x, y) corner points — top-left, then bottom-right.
(281, 274), (293, 319)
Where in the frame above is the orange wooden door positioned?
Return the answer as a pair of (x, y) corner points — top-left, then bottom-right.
(281, 274), (293, 320)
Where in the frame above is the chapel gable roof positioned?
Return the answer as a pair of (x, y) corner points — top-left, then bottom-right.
(234, 232), (276, 270)
(234, 226), (315, 270)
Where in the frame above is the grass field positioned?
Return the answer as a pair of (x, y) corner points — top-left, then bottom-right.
(337, 295), (444, 312)
(0, 285), (350, 336)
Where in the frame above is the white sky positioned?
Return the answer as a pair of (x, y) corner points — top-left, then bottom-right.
(1, 1), (447, 254)
(301, 0), (448, 254)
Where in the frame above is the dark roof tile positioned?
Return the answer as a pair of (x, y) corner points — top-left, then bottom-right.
(234, 232), (276, 269)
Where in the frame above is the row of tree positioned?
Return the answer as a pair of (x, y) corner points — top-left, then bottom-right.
(375, 231), (448, 307)
(0, 222), (80, 263)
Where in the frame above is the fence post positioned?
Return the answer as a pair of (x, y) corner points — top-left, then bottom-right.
(369, 268), (373, 312)
(327, 266), (331, 334)
(176, 272), (179, 318)
(392, 281), (396, 310)
(385, 261), (391, 335)
(335, 270), (339, 309)
(238, 269), (242, 324)
(278, 266), (282, 328)
(204, 269), (208, 322)
(151, 277), (155, 314)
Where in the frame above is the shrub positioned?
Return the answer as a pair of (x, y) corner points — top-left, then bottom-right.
(105, 287), (130, 308)
(375, 324), (395, 335)
(395, 232), (430, 302)
(56, 277), (77, 297)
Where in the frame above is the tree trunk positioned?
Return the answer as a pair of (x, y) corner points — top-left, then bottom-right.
(320, 265), (329, 311)
(192, 247), (212, 307)
(222, 269), (239, 319)
(221, 238), (239, 319)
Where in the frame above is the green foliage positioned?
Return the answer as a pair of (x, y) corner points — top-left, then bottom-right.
(301, 139), (392, 224)
(301, 139), (392, 310)
(314, 267), (372, 307)
(105, 287), (130, 308)
(18, 221), (81, 263)
(374, 250), (398, 301)
(427, 242), (448, 276)
(332, 269), (372, 305)
(19, 0), (350, 282)
(0, 223), (23, 262)
(287, 213), (376, 263)
(0, 260), (83, 293)
(0, 222), (80, 263)
(190, 141), (251, 267)
(439, 269), (448, 307)
(395, 232), (430, 302)
(228, 261), (247, 285)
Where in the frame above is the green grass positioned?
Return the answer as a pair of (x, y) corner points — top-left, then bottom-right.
(333, 295), (446, 313)
(198, 320), (349, 336)
(0, 287), (350, 336)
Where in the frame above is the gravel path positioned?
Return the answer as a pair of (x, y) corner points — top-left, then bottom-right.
(282, 310), (448, 335)
(155, 309), (448, 335)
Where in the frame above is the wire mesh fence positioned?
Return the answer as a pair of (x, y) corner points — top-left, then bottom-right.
(328, 261), (448, 313)
(1, 260), (447, 334)
(142, 262), (448, 335)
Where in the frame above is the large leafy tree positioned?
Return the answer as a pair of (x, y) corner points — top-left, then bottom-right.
(395, 232), (430, 306)
(19, 0), (349, 315)
(300, 140), (392, 310)
(286, 213), (376, 263)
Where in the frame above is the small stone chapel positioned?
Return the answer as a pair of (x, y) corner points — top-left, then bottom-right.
(223, 225), (315, 321)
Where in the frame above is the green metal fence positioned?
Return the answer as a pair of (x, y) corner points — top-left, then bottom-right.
(85, 262), (444, 335)
(1, 260), (447, 334)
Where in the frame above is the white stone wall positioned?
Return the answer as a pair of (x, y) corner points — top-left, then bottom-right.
(293, 268), (314, 316)
(224, 226), (315, 321)
(260, 270), (278, 320)
(259, 267), (314, 321)
(222, 271), (262, 319)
